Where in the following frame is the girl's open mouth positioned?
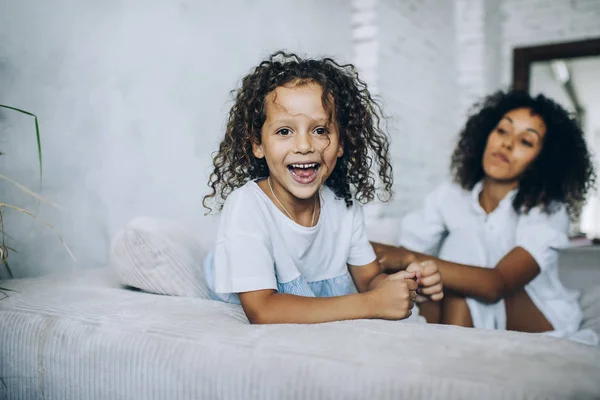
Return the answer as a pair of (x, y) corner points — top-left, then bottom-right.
(287, 162), (320, 184)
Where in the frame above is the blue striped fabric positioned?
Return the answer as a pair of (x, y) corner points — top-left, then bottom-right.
(204, 251), (357, 305)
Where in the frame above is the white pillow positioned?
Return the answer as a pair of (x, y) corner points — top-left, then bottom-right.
(109, 217), (210, 298)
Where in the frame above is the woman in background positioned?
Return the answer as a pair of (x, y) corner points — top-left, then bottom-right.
(372, 90), (597, 344)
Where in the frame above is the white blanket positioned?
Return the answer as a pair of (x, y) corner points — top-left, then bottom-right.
(1, 268), (600, 400)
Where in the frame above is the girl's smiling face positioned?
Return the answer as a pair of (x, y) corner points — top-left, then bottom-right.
(252, 82), (343, 204)
(482, 107), (547, 183)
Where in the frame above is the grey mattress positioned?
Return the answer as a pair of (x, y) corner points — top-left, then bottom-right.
(1, 268), (600, 400)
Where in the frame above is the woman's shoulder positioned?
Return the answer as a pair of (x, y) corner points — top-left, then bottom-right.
(518, 202), (570, 230)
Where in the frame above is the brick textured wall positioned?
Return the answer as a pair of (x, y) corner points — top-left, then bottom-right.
(483, 0), (503, 96)
(455, 0), (600, 103)
(357, 0), (600, 228)
(352, 0), (379, 95)
(454, 0), (506, 120)
(353, 0), (459, 220)
(455, 0), (486, 120)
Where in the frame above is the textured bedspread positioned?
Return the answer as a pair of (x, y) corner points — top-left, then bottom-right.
(1, 268), (600, 400)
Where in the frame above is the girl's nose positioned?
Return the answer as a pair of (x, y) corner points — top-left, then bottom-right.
(294, 132), (314, 154)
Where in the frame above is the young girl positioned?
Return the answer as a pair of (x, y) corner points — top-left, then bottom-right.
(202, 51), (442, 324)
(372, 90), (597, 343)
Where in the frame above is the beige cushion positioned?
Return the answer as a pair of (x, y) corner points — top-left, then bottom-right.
(109, 217), (210, 298)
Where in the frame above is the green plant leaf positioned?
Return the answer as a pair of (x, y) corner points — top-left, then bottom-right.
(0, 173), (62, 209)
(0, 105), (43, 181)
(1, 261), (12, 279)
(0, 202), (76, 263)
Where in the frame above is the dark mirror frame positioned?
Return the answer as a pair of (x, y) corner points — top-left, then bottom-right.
(512, 38), (600, 91)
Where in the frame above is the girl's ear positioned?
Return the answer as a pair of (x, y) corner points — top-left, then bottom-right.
(252, 141), (265, 159)
(337, 142), (344, 158)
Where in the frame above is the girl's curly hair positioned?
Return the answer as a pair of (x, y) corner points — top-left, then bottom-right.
(203, 51), (393, 212)
(451, 89), (596, 216)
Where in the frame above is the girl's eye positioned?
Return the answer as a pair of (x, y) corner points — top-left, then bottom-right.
(277, 128), (292, 136)
(314, 127), (328, 135)
(497, 128), (506, 134)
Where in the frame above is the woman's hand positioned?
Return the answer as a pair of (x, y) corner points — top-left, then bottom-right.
(370, 242), (417, 272)
(406, 260), (444, 302)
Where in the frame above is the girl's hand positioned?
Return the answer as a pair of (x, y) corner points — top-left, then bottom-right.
(370, 242), (417, 272)
(406, 260), (444, 302)
(369, 270), (418, 320)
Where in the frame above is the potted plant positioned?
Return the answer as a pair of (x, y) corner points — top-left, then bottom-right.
(0, 105), (73, 280)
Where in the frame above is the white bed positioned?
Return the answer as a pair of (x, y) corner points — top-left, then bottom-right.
(1, 266), (600, 400)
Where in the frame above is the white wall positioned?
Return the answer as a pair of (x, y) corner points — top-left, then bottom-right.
(0, 0), (352, 278)
(497, 0), (600, 237)
(571, 57), (600, 238)
(456, 0), (600, 118)
(455, 0), (487, 119)
(3, 0), (598, 278)
(499, 0), (600, 87)
(454, 0), (600, 236)
(354, 0), (459, 220)
(455, 0), (505, 120)
(529, 56), (600, 237)
(529, 62), (574, 111)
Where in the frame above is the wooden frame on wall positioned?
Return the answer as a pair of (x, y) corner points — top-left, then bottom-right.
(512, 37), (600, 90)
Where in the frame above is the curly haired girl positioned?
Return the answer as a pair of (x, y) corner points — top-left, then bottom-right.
(202, 51), (442, 324)
(372, 90), (597, 344)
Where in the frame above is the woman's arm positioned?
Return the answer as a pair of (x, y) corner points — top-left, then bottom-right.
(349, 259), (390, 292)
(410, 247), (540, 303)
(370, 242), (417, 272)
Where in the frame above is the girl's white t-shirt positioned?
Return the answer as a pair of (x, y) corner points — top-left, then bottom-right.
(210, 180), (376, 297)
(399, 180), (595, 344)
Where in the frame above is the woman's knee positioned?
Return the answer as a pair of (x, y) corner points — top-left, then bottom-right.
(441, 292), (474, 328)
(417, 300), (441, 324)
(505, 288), (553, 332)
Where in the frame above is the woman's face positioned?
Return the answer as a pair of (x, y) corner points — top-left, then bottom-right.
(482, 107), (547, 183)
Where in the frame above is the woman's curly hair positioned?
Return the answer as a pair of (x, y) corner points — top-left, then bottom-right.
(203, 51), (393, 212)
(451, 89), (596, 216)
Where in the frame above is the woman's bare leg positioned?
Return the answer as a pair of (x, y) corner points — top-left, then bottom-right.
(418, 292), (473, 327)
(417, 301), (442, 324)
(441, 291), (473, 327)
(420, 288), (550, 332)
(505, 287), (553, 332)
